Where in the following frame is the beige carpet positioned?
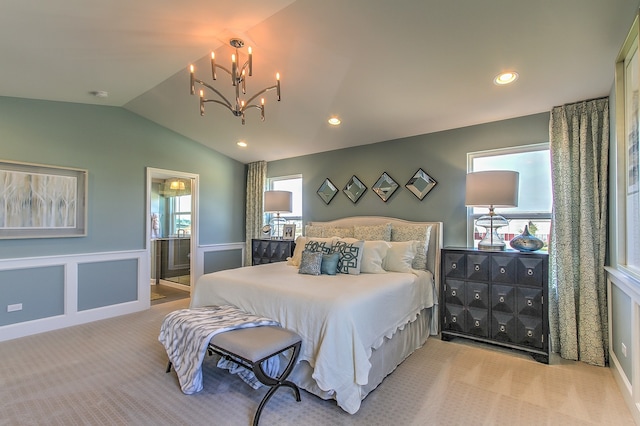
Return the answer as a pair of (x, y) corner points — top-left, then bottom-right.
(0, 299), (634, 426)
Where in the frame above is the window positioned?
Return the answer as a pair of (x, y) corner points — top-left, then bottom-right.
(467, 144), (551, 250)
(618, 32), (640, 276)
(170, 194), (191, 236)
(268, 175), (303, 238)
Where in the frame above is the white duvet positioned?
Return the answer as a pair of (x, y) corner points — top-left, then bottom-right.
(190, 262), (435, 414)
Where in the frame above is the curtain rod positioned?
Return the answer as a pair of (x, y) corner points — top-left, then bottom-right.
(553, 96), (608, 109)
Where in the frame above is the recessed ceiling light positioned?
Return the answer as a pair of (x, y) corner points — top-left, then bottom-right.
(90, 90), (109, 98)
(237, 141), (247, 147)
(328, 117), (341, 126)
(494, 71), (518, 85)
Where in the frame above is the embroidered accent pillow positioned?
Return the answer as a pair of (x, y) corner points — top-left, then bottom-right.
(321, 252), (340, 275)
(332, 240), (365, 275)
(390, 224), (432, 270)
(323, 226), (354, 238)
(298, 250), (323, 275)
(304, 238), (335, 255)
(353, 223), (392, 241)
(305, 225), (324, 238)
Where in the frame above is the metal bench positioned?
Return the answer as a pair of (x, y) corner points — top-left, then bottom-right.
(167, 325), (302, 426)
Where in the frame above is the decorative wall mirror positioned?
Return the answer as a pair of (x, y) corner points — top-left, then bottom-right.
(405, 168), (437, 200)
(317, 178), (338, 204)
(372, 172), (399, 202)
(343, 175), (367, 203)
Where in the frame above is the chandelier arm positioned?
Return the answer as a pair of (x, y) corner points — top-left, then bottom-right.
(242, 85), (278, 108)
(240, 61), (251, 77)
(242, 104), (263, 111)
(212, 64), (233, 78)
(196, 80), (234, 110)
(203, 99), (235, 113)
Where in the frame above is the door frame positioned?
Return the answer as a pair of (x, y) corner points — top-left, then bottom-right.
(146, 167), (199, 293)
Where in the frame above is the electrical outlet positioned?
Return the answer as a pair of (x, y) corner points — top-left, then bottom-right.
(621, 342), (627, 357)
(7, 303), (22, 312)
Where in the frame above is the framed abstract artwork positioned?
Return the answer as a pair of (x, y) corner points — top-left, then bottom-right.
(0, 160), (88, 239)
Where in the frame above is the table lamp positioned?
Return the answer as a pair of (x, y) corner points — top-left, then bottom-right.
(264, 190), (292, 239)
(465, 170), (519, 250)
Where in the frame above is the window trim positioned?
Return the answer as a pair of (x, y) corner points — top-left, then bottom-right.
(267, 174), (303, 236)
(614, 13), (640, 279)
(466, 143), (551, 247)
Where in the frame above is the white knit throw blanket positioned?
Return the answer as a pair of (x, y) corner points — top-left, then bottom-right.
(158, 305), (280, 394)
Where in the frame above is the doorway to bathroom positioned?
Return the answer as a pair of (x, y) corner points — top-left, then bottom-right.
(146, 168), (198, 300)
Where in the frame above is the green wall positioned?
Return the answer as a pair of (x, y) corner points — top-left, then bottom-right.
(0, 96), (246, 259)
(268, 112), (550, 247)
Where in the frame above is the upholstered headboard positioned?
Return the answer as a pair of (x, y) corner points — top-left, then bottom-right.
(307, 216), (443, 289)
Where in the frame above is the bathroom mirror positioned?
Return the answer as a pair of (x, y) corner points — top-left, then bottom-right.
(405, 168), (437, 200)
(343, 175), (367, 203)
(372, 172), (399, 202)
(317, 178), (338, 204)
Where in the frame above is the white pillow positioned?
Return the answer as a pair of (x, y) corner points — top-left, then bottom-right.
(287, 236), (308, 266)
(360, 240), (390, 273)
(391, 224), (432, 270)
(383, 240), (419, 273)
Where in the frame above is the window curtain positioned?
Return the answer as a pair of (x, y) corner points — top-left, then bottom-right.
(549, 98), (609, 366)
(245, 161), (266, 266)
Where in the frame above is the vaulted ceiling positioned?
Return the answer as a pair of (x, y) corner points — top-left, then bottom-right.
(1, 0), (637, 163)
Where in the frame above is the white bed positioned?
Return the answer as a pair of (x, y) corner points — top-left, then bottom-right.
(191, 216), (442, 414)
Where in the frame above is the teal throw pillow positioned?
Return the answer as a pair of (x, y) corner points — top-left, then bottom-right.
(321, 253), (340, 275)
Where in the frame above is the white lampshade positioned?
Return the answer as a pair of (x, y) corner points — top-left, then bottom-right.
(264, 190), (292, 213)
(465, 171), (519, 208)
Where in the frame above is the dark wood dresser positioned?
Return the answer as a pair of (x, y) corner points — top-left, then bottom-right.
(440, 247), (549, 363)
(251, 239), (295, 265)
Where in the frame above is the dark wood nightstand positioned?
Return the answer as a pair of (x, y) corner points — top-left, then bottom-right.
(251, 239), (295, 265)
(440, 247), (549, 363)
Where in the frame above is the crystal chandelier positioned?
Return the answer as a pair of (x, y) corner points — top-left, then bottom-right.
(189, 38), (281, 124)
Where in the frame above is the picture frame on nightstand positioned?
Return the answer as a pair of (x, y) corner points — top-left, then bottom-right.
(282, 224), (296, 240)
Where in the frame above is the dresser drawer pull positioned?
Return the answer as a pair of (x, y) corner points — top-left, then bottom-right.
(527, 299), (533, 307)
(474, 320), (480, 327)
(527, 330), (533, 337)
(474, 293), (480, 300)
(527, 269), (534, 276)
(500, 267), (506, 274)
(452, 316), (457, 323)
(474, 264), (480, 271)
(451, 290), (457, 297)
(451, 263), (457, 270)
(499, 325), (506, 332)
(499, 296), (505, 303)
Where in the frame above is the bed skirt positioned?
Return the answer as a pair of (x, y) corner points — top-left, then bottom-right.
(285, 306), (432, 409)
